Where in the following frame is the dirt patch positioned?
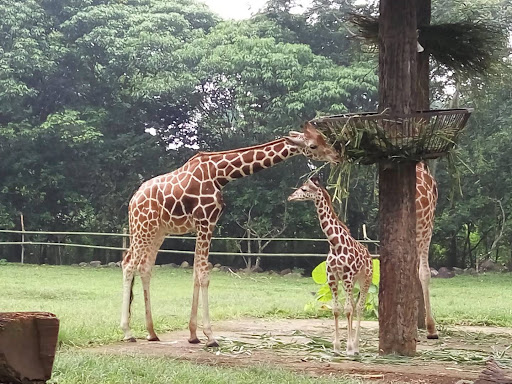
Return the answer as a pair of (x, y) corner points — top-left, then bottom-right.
(92, 319), (512, 383)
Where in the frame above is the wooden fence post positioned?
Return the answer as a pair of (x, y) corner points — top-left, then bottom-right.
(20, 213), (25, 264)
(122, 228), (128, 250)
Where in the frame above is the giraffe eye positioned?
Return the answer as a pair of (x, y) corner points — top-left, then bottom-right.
(301, 187), (307, 191)
(309, 144), (318, 150)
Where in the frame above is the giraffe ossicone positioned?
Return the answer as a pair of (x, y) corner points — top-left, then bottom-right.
(288, 177), (373, 355)
(120, 123), (340, 345)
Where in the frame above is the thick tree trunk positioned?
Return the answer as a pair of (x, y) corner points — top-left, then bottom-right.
(378, 0), (419, 356)
(378, 163), (419, 355)
(0, 312), (59, 383)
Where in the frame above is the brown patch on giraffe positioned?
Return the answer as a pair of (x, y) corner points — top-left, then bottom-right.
(263, 158), (272, 167)
(255, 152), (265, 161)
(200, 181), (215, 195)
(224, 165), (234, 175)
(174, 201), (187, 217)
(228, 155), (243, 169)
(230, 170), (243, 179)
(241, 165), (251, 175)
(274, 142), (285, 152)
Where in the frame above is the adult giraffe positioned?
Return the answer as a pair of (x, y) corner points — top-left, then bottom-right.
(120, 123), (340, 346)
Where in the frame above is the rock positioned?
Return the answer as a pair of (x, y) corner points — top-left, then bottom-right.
(89, 261), (102, 268)
(480, 259), (498, 271)
(453, 267), (464, 275)
(280, 268), (292, 276)
(161, 263), (178, 268)
(78, 262), (87, 267)
(252, 266), (264, 273)
(214, 263), (221, 268)
(436, 267), (455, 278)
(108, 262), (117, 268)
(180, 261), (190, 269)
(70, 264), (79, 267)
(219, 266), (231, 272)
(430, 267), (439, 277)
(207, 262), (213, 270)
(0, 312), (59, 383)
(212, 267), (220, 272)
(268, 270), (276, 275)
(115, 261), (122, 268)
(465, 267), (477, 275)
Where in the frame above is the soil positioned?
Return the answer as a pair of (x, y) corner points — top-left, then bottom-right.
(91, 319), (512, 384)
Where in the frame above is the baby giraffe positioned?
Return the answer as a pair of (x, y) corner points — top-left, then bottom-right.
(288, 177), (373, 355)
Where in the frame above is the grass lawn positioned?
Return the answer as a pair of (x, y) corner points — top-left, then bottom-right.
(1, 262), (512, 383)
(50, 351), (365, 384)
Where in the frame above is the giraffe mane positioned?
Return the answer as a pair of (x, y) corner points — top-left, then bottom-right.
(321, 188), (351, 234)
(188, 138), (287, 160)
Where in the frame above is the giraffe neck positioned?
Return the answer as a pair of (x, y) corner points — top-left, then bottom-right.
(210, 138), (300, 187)
(314, 189), (350, 245)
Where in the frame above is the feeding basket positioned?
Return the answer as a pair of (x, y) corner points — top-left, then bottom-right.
(311, 108), (473, 164)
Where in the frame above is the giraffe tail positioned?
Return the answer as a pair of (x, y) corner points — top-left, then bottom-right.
(129, 277), (134, 314)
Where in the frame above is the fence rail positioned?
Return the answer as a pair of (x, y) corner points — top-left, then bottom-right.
(0, 229), (380, 262)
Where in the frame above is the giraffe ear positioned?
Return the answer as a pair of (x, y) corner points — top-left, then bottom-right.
(284, 134), (305, 147)
(310, 176), (322, 186)
(288, 130), (301, 137)
(302, 122), (318, 134)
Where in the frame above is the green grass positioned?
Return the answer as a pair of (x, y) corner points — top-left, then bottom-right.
(430, 273), (512, 327)
(2, 263), (512, 383)
(0, 263), (315, 346)
(49, 350), (364, 384)
(2, 263), (512, 347)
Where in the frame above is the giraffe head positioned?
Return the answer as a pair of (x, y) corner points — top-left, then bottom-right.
(285, 123), (340, 163)
(287, 177), (323, 202)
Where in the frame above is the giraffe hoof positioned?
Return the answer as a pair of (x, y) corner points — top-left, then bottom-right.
(147, 335), (160, 342)
(188, 337), (201, 344)
(427, 334), (439, 340)
(124, 337), (137, 343)
(206, 340), (219, 348)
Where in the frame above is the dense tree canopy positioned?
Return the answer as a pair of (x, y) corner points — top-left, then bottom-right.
(0, 0), (510, 270)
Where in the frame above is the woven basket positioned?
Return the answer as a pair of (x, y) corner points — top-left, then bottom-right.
(311, 108), (473, 164)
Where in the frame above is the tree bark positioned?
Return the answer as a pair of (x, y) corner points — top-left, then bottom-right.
(378, 163), (419, 355)
(378, 0), (419, 356)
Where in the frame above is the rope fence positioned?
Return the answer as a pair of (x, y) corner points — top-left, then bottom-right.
(0, 229), (380, 263)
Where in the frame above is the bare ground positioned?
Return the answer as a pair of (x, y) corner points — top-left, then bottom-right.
(91, 319), (512, 383)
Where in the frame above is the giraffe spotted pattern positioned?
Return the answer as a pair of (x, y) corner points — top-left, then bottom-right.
(416, 162), (439, 339)
(288, 178), (372, 355)
(120, 123), (340, 346)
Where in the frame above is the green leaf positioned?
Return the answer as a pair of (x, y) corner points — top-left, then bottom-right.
(311, 261), (327, 284)
(316, 284), (332, 302)
(372, 259), (380, 286)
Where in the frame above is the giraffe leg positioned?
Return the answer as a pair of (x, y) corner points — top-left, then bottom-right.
(343, 281), (356, 356)
(120, 254), (136, 342)
(140, 271), (159, 341)
(188, 270), (201, 344)
(328, 278), (341, 354)
(188, 222), (218, 347)
(199, 269), (218, 347)
(419, 251), (438, 339)
(353, 273), (372, 354)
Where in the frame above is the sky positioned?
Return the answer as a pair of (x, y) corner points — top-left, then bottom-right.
(200, 0), (313, 20)
(200, 0), (267, 20)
